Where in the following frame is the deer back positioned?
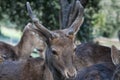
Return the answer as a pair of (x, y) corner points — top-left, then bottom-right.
(74, 42), (113, 70)
(73, 62), (115, 80)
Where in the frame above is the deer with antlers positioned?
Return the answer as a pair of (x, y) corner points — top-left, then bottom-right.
(26, 0), (85, 79)
(27, 1), (115, 80)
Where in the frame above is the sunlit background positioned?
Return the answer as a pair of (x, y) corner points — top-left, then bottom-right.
(0, 0), (120, 49)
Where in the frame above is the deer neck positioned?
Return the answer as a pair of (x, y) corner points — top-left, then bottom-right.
(14, 33), (34, 59)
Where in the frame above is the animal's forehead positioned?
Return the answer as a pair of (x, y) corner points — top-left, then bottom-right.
(51, 30), (73, 46)
(53, 30), (66, 36)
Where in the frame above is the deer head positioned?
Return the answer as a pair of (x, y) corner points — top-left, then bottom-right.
(14, 23), (46, 59)
(26, 1), (84, 79)
(111, 45), (120, 66)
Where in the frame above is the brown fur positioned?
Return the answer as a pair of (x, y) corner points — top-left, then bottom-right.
(72, 62), (115, 80)
(0, 58), (53, 80)
(74, 42), (113, 70)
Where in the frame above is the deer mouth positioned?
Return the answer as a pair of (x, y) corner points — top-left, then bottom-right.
(54, 66), (77, 79)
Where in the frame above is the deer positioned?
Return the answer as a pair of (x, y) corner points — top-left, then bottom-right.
(0, 23), (46, 60)
(70, 42), (115, 71)
(32, 0), (117, 79)
(28, 1), (114, 80)
(26, 0), (85, 79)
(0, 0), (84, 80)
(110, 45), (120, 80)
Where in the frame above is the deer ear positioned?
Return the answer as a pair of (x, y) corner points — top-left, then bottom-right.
(111, 45), (120, 66)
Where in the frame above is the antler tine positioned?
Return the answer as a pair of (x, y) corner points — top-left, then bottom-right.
(59, 0), (71, 29)
(67, 0), (77, 27)
(68, 0), (84, 35)
(26, 2), (53, 39)
(26, 2), (37, 22)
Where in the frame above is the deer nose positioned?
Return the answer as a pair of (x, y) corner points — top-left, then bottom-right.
(67, 71), (76, 78)
(65, 68), (77, 79)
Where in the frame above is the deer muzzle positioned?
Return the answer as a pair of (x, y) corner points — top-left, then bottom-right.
(64, 67), (77, 79)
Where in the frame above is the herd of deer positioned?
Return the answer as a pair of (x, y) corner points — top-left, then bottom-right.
(0, 1), (120, 80)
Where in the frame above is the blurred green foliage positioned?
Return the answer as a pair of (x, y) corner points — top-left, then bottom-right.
(0, 0), (60, 30)
(0, 0), (120, 42)
(79, 0), (120, 42)
(77, 0), (100, 42)
(96, 0), (120, 38)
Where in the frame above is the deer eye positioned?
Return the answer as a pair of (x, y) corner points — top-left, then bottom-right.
(52, 50), (58, 55)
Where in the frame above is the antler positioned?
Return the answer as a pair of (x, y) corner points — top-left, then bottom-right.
(67, 1), (78, 27)
(79, 0), (89, 8)
(26, 2), (53, 39)
(59, 0), (75, 29)
(59, 0), (87, 29)
(67, 0), (84, 35)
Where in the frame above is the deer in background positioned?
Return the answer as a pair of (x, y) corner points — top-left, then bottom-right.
(0, 0), (84, 80)
(111, 45), (120, 80)
(70, 62), (114, 80)
(74, 42), (114, 70)
(0, 23), (46, 60)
